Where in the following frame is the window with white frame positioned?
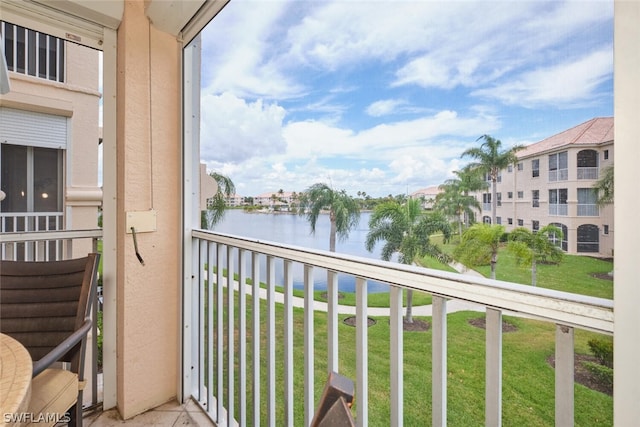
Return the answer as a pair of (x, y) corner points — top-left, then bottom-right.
(0, 144), (63, 231)
(577, 188), (599, 216)
(532, 159), (539, 177)
(0, 21), (65, 82)
(549, 151), (568, 181)
(549, 188), (568, 216)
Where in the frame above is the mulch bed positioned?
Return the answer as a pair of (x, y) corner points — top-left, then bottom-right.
(342, 316), (377, 327)
(548, 354), (613, 396)
(467, 317), (518, 333)
(590, 272), (613, 281)
(398, 318), (430, 332)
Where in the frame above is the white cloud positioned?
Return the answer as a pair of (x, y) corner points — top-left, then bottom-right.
(200, 92), (287, 163)
(366, 99), (406, 117)
(471, 48), (613, 107)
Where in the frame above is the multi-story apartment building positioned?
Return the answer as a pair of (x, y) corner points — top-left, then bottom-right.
(477, 117), (613, 257)
(0, 21), (102, 260)
(411, 185), (442, 209)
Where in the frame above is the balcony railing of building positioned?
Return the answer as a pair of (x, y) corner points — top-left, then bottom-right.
(549, 204), (568, 216)
(549, 169), (568, 182)
(577, 204), (600, 217)
(0, 229), (104, 412)
(482, 202), (491, 211)
(0, 212), (64, 260)
(188, 229), (613, 427)
(577, 167), (599, 180)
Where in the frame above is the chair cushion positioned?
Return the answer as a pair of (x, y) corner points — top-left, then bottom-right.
(27, 369), (78, 426)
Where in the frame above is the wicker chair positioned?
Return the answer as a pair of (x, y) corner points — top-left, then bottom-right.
(0, 253), (100, 427)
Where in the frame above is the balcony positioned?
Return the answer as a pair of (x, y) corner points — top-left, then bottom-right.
(549, 204), (568, 216)
(186, 229), (612, 426)
(577, 167), (599, 180)
(577, 204), (600, 217)
(482, 202), (491, 211)
(549, 169), (568, 182)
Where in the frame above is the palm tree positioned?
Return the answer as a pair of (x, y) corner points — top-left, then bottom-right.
(454, 223), (505, 280)
(435, 179), (481, 238)
(594, 165), (614, 206)
(453, 165), (489, 226)
(461, 135), (524, 224)
(203, 172), (235, 229)
(507, 225), (564, 286)
(365, 198), (451, 322)
(298, 183), (360, 252)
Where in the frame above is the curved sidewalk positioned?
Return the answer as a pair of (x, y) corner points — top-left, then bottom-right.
(230, 261), (486, 317)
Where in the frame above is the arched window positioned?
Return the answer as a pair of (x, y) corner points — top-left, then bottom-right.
(482, 216), (491, 224)
(550, 222), (568, 252)
(577, 149), (599, 179)
(577, 224), (600, 253)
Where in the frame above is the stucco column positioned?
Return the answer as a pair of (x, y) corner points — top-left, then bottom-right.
(115, 1), (181, 418)
(614, 0), (640, 424)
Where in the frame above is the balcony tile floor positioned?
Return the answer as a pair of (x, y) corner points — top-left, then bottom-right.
(84, 399), (216, 426)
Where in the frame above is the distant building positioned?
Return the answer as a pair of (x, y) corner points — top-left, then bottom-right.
(474, 117), (613, 257)
(253, 191), (298, 210)
(411, 186), (442, 209)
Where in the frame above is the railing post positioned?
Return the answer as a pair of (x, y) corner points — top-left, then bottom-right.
(267, 256), (276, 426)
(486, 308), (502, 427)
(355, 277), (368, 427)
(432, 296), (447, 427)
(555, 325), (574, 427)
(327, 270), (339, 373)
(390, 286), (403, 427)
(251, 252), (261, 427)
(216, 243), (224, 421)
(227, 246), (235, 426)
(284, 260), (294, 426)
(304, 265), (315, 426)
(238, 249), (247, 426)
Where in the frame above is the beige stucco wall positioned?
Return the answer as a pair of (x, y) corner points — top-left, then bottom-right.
(115, 1), (181, 418)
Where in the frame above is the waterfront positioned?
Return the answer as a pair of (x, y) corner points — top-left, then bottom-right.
(212, 209), (390, 292)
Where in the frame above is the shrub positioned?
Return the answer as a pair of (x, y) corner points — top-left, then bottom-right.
(588, 338), (613, 368)
(500, 232), (510, 242)
(583, 361), (613, 390)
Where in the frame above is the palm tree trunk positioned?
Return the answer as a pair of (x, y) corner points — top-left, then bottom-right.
(490, 251), (497, 280)
(329, 215), (337, 252)
(405, 289), (413, 323)
(531, 259), (537, 286)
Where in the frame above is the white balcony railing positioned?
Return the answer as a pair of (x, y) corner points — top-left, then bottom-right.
(577, 204), (600, 216)
(189, 229), (613, 426)
(549, 204), (568, 216)
(549, 169), (568, 182)
(577, 167), (599, 180)
(482, 202), (491, 211)
(0, 212), (64, 260)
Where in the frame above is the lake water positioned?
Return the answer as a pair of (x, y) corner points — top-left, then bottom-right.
(212, 209), (390, 293)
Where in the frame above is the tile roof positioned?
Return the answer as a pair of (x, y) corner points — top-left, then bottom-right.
(517, 117), (614, 158)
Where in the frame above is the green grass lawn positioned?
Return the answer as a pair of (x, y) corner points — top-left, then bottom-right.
(213, 291), (612, 426)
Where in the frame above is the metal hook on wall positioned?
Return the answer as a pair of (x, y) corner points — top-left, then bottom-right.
(130, 227), (145, 266)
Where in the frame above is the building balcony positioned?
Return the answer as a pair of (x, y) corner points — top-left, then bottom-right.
(577, 204), (600, 217)
(549, 204), (568, 216)
(577, 167), (599, 180)
(549, 169), (568, 182)
(482, 202), (491, 211)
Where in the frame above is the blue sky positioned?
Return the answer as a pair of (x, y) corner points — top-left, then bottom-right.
(199, 0), (613, 198)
